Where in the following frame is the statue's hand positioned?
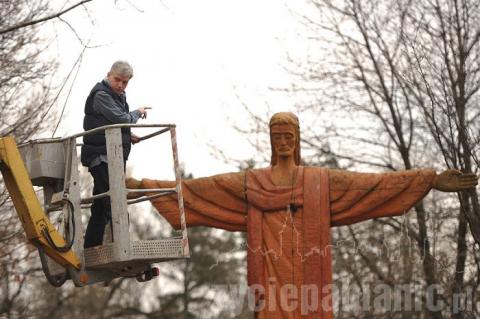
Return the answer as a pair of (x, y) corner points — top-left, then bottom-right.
(126, 177), (143, 199)
(433, 169), (478, 192)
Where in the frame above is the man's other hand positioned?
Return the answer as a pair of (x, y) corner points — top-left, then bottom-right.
(131, 134), (141, 144)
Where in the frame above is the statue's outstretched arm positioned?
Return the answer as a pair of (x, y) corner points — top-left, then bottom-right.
(126, 173), (247, 231)
(330, 169), (436, 226)
(330, 168), (478, 226)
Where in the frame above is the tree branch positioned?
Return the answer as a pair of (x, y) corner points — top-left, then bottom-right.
(0, 0), (94, 35)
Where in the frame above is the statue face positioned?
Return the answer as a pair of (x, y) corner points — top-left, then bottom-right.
(271, 124), (297, 159)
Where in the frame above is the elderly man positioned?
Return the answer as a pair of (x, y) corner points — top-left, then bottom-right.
(127, 112), (477, 318)
(81, 60), (148, 248)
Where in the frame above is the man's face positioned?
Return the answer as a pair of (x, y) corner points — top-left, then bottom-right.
(271, 124), (297, 159)
(107, 72), (131, 95)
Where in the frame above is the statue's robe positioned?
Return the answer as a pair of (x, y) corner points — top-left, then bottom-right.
(138, 166), (436, 319)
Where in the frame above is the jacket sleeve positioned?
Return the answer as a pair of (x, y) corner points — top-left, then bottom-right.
(93, 91), (141, 124)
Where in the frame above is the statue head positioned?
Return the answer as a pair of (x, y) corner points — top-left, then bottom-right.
(269, 112), (301, 165)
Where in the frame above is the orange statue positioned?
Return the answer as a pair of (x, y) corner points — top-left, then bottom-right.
(127, 112), (477, 319)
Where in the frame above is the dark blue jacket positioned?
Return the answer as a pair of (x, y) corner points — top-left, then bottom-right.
(81, 80), (132, 166)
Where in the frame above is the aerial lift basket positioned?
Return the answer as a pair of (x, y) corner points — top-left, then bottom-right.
(0, 124), (190, 286)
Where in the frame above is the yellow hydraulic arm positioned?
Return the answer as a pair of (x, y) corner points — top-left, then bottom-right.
(0, 136), (80, 269)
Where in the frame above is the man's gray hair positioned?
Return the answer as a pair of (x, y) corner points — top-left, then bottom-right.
(110, 60), (134, 78)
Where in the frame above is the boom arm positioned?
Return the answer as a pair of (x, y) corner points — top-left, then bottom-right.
(0, 136), (80, 269)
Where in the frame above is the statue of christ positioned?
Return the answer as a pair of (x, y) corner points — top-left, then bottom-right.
(127, 112), (477, 318)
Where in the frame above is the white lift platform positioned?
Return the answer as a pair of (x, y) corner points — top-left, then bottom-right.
(1, 124), (189, 287)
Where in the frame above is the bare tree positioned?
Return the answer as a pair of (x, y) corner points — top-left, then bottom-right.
(223, 0), (480, 317)
(0, 0), (102, 316)
(295, 0), (480, 317)
(0, 1), (56, 316)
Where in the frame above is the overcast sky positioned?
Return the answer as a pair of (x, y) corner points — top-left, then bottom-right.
(46, 0), (311, 179)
